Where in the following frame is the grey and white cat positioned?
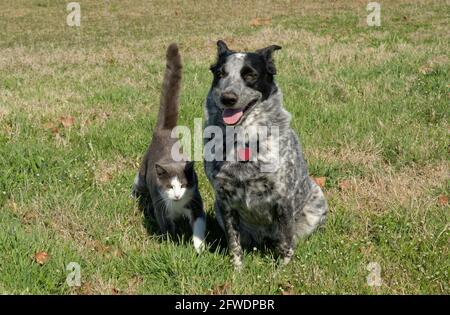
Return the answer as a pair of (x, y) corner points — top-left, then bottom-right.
(132, 43), (205, 253)
(204, 41), (328, 268)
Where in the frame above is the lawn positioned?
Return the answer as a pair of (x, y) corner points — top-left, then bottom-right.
(0, 0), (448, 294)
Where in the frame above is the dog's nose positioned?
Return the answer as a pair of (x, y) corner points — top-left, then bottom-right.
(220, 92), (238, 107)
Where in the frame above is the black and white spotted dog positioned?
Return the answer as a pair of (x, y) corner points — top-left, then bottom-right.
(204, 41), (328, 268)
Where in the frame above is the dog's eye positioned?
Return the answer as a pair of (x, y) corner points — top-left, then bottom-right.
(217, 69), (228, 79)
(217, 67), (227, 78)
(243, 73), (257, 82)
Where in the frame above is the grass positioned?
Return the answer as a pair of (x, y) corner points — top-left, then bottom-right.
(0, 0), (448, 294)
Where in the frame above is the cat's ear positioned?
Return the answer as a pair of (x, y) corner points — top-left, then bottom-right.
(255, 45), (282, 75)
(155, 163), (168, 177)
(184, 161), (195, 174)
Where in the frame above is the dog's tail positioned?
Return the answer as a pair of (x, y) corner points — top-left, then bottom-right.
(156, 43), (182, 130)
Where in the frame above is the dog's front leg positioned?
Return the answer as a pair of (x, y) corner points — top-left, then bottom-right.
(222, 203), (243, 270)
(277, 204), (295, 265)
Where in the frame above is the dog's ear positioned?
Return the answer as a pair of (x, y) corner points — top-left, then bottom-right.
(256, 45), (282, 75)
(210, 40), (232, 73)
(216, 40), (231, 56)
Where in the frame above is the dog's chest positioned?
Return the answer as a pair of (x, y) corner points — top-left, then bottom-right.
(216, 167), (278, 226)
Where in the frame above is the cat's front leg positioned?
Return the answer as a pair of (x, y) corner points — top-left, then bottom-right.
(131, 172), (146, 198)
(154, 205), (173, 235)
(191, 214), (206, 254)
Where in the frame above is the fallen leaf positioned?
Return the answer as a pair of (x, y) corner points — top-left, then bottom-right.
(34, 251), (49, 265)
(279, 283), (294, 295)
(438, 195), (448, 206)
(250, 17), (271, 27)
(249, 18), (260, 27)
(312, 176), (326, 188)
(79, 282), (93, 294)
(60, 115), (75, 128)
(339, 180), (351, 191)
(51, 127), (60, 135)
(210, 282), (231, 295)
(418, 65), (433, 75)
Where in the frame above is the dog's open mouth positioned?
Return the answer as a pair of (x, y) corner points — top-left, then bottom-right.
(222, 99), (258, 125)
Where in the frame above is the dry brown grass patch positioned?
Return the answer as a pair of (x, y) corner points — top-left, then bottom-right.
(335, 162), (449, 213)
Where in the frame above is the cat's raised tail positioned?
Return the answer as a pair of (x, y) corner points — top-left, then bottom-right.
(156, 43), (182, 130)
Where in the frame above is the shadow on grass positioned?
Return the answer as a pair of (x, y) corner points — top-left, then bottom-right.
(136, 193), (228, 254)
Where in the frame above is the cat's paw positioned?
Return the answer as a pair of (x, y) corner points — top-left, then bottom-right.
(193, 236), (205, 254)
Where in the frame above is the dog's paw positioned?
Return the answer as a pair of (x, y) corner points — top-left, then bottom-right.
(281, 256), (292, 266)
(232, 256), (243, 272)
(279, 247), (294, 266)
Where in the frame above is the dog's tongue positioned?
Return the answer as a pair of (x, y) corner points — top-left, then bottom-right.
(223, 108), (243, 125)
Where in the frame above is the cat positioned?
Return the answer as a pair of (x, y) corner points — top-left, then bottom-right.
(132, 43), (206, 253)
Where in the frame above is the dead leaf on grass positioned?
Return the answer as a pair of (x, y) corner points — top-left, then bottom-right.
(34, 251), (50, 265)
(60, 115), (75, 128)
(312, 176), (326, 188)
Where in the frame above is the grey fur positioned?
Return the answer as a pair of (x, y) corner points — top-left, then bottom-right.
(132, 44), (205, 250)
(204, 51), (328, 268)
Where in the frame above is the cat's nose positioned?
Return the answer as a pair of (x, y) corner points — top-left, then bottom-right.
(174, 194), (181, 200)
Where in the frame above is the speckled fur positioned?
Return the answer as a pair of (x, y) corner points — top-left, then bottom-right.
(204, 43), (327, 268)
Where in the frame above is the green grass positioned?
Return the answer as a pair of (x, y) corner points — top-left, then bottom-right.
(0, 0), (448, 294)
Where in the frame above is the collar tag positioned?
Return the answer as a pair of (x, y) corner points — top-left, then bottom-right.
(237, 147), (251, 161)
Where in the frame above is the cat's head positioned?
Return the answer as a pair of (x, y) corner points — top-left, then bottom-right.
(154, 161), (196, 201)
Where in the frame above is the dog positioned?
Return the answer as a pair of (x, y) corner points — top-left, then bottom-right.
(203, 40), (328, 268)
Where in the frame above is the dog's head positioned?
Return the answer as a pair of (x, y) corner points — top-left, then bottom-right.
(209, 40), (281, 126)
